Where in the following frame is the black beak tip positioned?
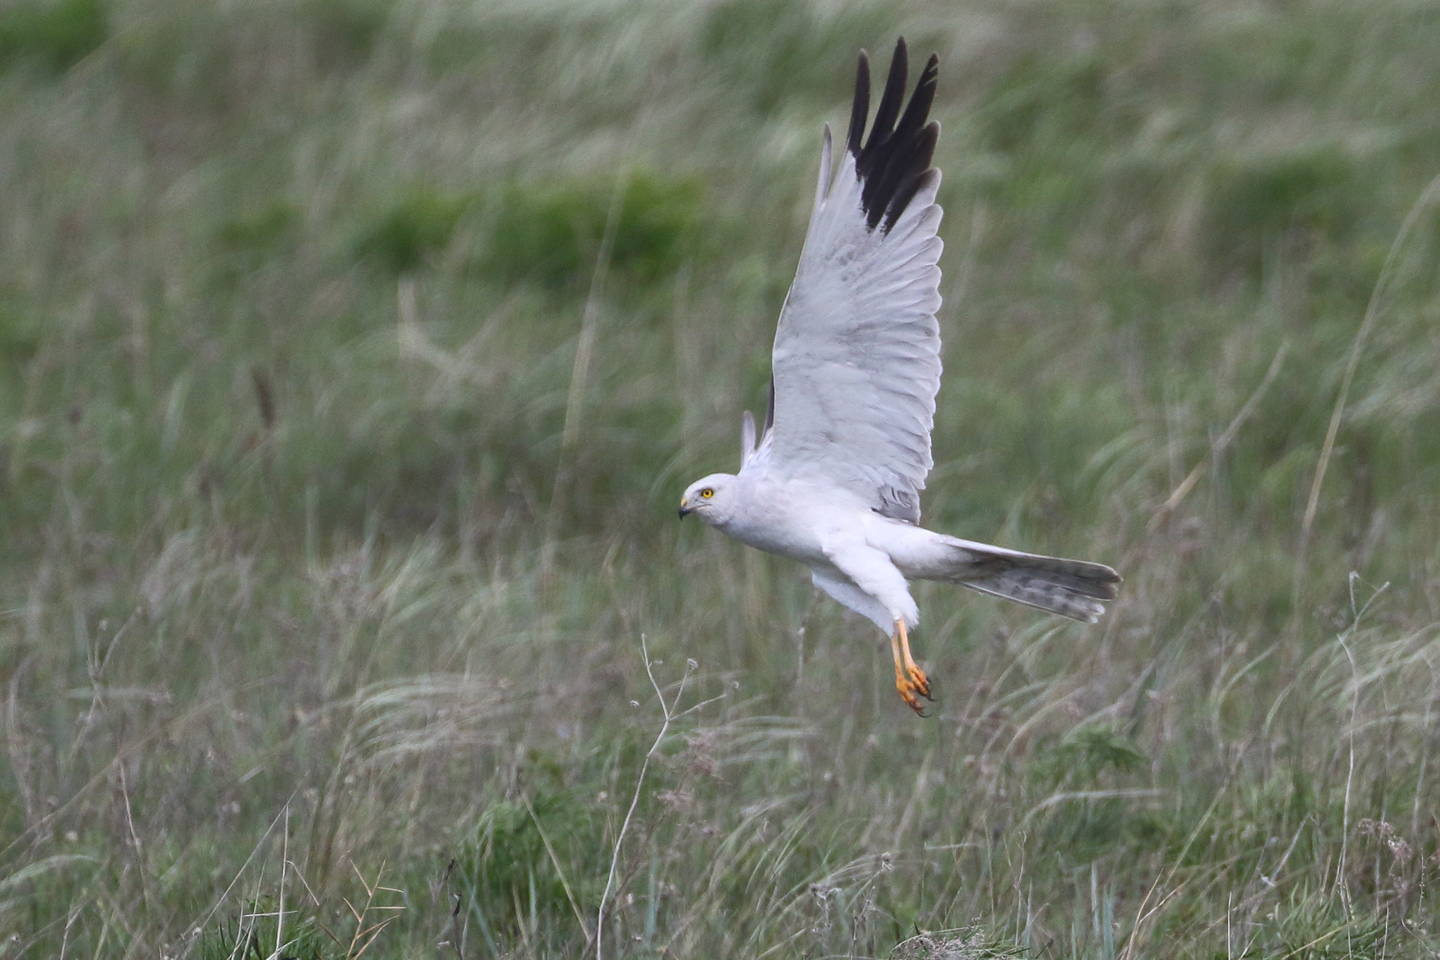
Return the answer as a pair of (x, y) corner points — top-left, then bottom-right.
(678, 507), (689, 520)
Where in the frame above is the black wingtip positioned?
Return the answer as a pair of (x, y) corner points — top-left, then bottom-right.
(848, 38), (940, 233)
(846, 50), (870, 157)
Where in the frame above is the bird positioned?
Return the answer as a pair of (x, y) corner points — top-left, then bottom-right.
(677, 38), (1120, 715)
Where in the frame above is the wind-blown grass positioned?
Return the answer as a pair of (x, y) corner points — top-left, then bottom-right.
(3, 0), (1440, 956)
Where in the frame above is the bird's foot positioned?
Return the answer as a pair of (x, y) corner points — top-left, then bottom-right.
(891, 617), (934, 716)
(895, 671), (932, 716)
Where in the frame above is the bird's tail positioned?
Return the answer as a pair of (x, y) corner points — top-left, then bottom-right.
(924, 536), (1121, 623)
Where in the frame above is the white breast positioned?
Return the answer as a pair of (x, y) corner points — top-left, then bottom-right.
(720, 472), (851, 565)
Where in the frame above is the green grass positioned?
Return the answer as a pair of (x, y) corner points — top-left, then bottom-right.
(0, 0), (107, 74)
(4, 0), (1440, 956)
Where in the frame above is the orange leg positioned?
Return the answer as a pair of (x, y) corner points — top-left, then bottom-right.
(892, 618), (933, 715)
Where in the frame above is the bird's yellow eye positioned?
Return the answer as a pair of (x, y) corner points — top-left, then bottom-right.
(700, 488), (714, 499)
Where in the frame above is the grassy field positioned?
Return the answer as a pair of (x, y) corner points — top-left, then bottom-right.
(4, 0), (1440, 956)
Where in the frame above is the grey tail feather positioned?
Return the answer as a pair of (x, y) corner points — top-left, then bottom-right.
(944, 550), (1120, 623)
(960, 571), (1110, 623)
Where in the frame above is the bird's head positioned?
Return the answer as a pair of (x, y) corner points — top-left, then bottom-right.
(678, 473), (737, 526)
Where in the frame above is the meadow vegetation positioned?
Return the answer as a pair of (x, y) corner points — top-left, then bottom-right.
(3, 0), (1440, 956)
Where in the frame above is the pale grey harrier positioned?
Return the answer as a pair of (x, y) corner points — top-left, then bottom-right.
(679, 39), (1120, 714)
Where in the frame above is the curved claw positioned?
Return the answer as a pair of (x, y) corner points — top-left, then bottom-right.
(907, 663), (932, 701)
(896, 675), (931, 716)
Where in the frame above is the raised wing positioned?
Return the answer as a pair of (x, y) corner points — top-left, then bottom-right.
(762, 38), (944, 523)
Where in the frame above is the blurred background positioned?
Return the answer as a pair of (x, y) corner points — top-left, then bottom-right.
(3, 0), (1440, 956)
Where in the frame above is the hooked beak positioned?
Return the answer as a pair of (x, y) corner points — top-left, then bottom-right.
(678, 498), (691, 520)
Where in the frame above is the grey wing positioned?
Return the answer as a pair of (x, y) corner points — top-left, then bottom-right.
(762, 39), (944, 524)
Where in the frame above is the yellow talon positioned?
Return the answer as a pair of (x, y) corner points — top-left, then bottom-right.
(891, 618), (933, 715)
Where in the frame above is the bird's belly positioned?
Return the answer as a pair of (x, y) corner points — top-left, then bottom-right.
(730, 522), (825, 564)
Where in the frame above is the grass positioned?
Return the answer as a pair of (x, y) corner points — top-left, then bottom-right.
(3, 0), (1440, 956)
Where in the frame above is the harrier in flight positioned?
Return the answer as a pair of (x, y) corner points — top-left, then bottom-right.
(678, 39), (1120, 714)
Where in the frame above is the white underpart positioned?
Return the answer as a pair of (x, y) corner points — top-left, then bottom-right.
(710, 474), (1112, 632)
